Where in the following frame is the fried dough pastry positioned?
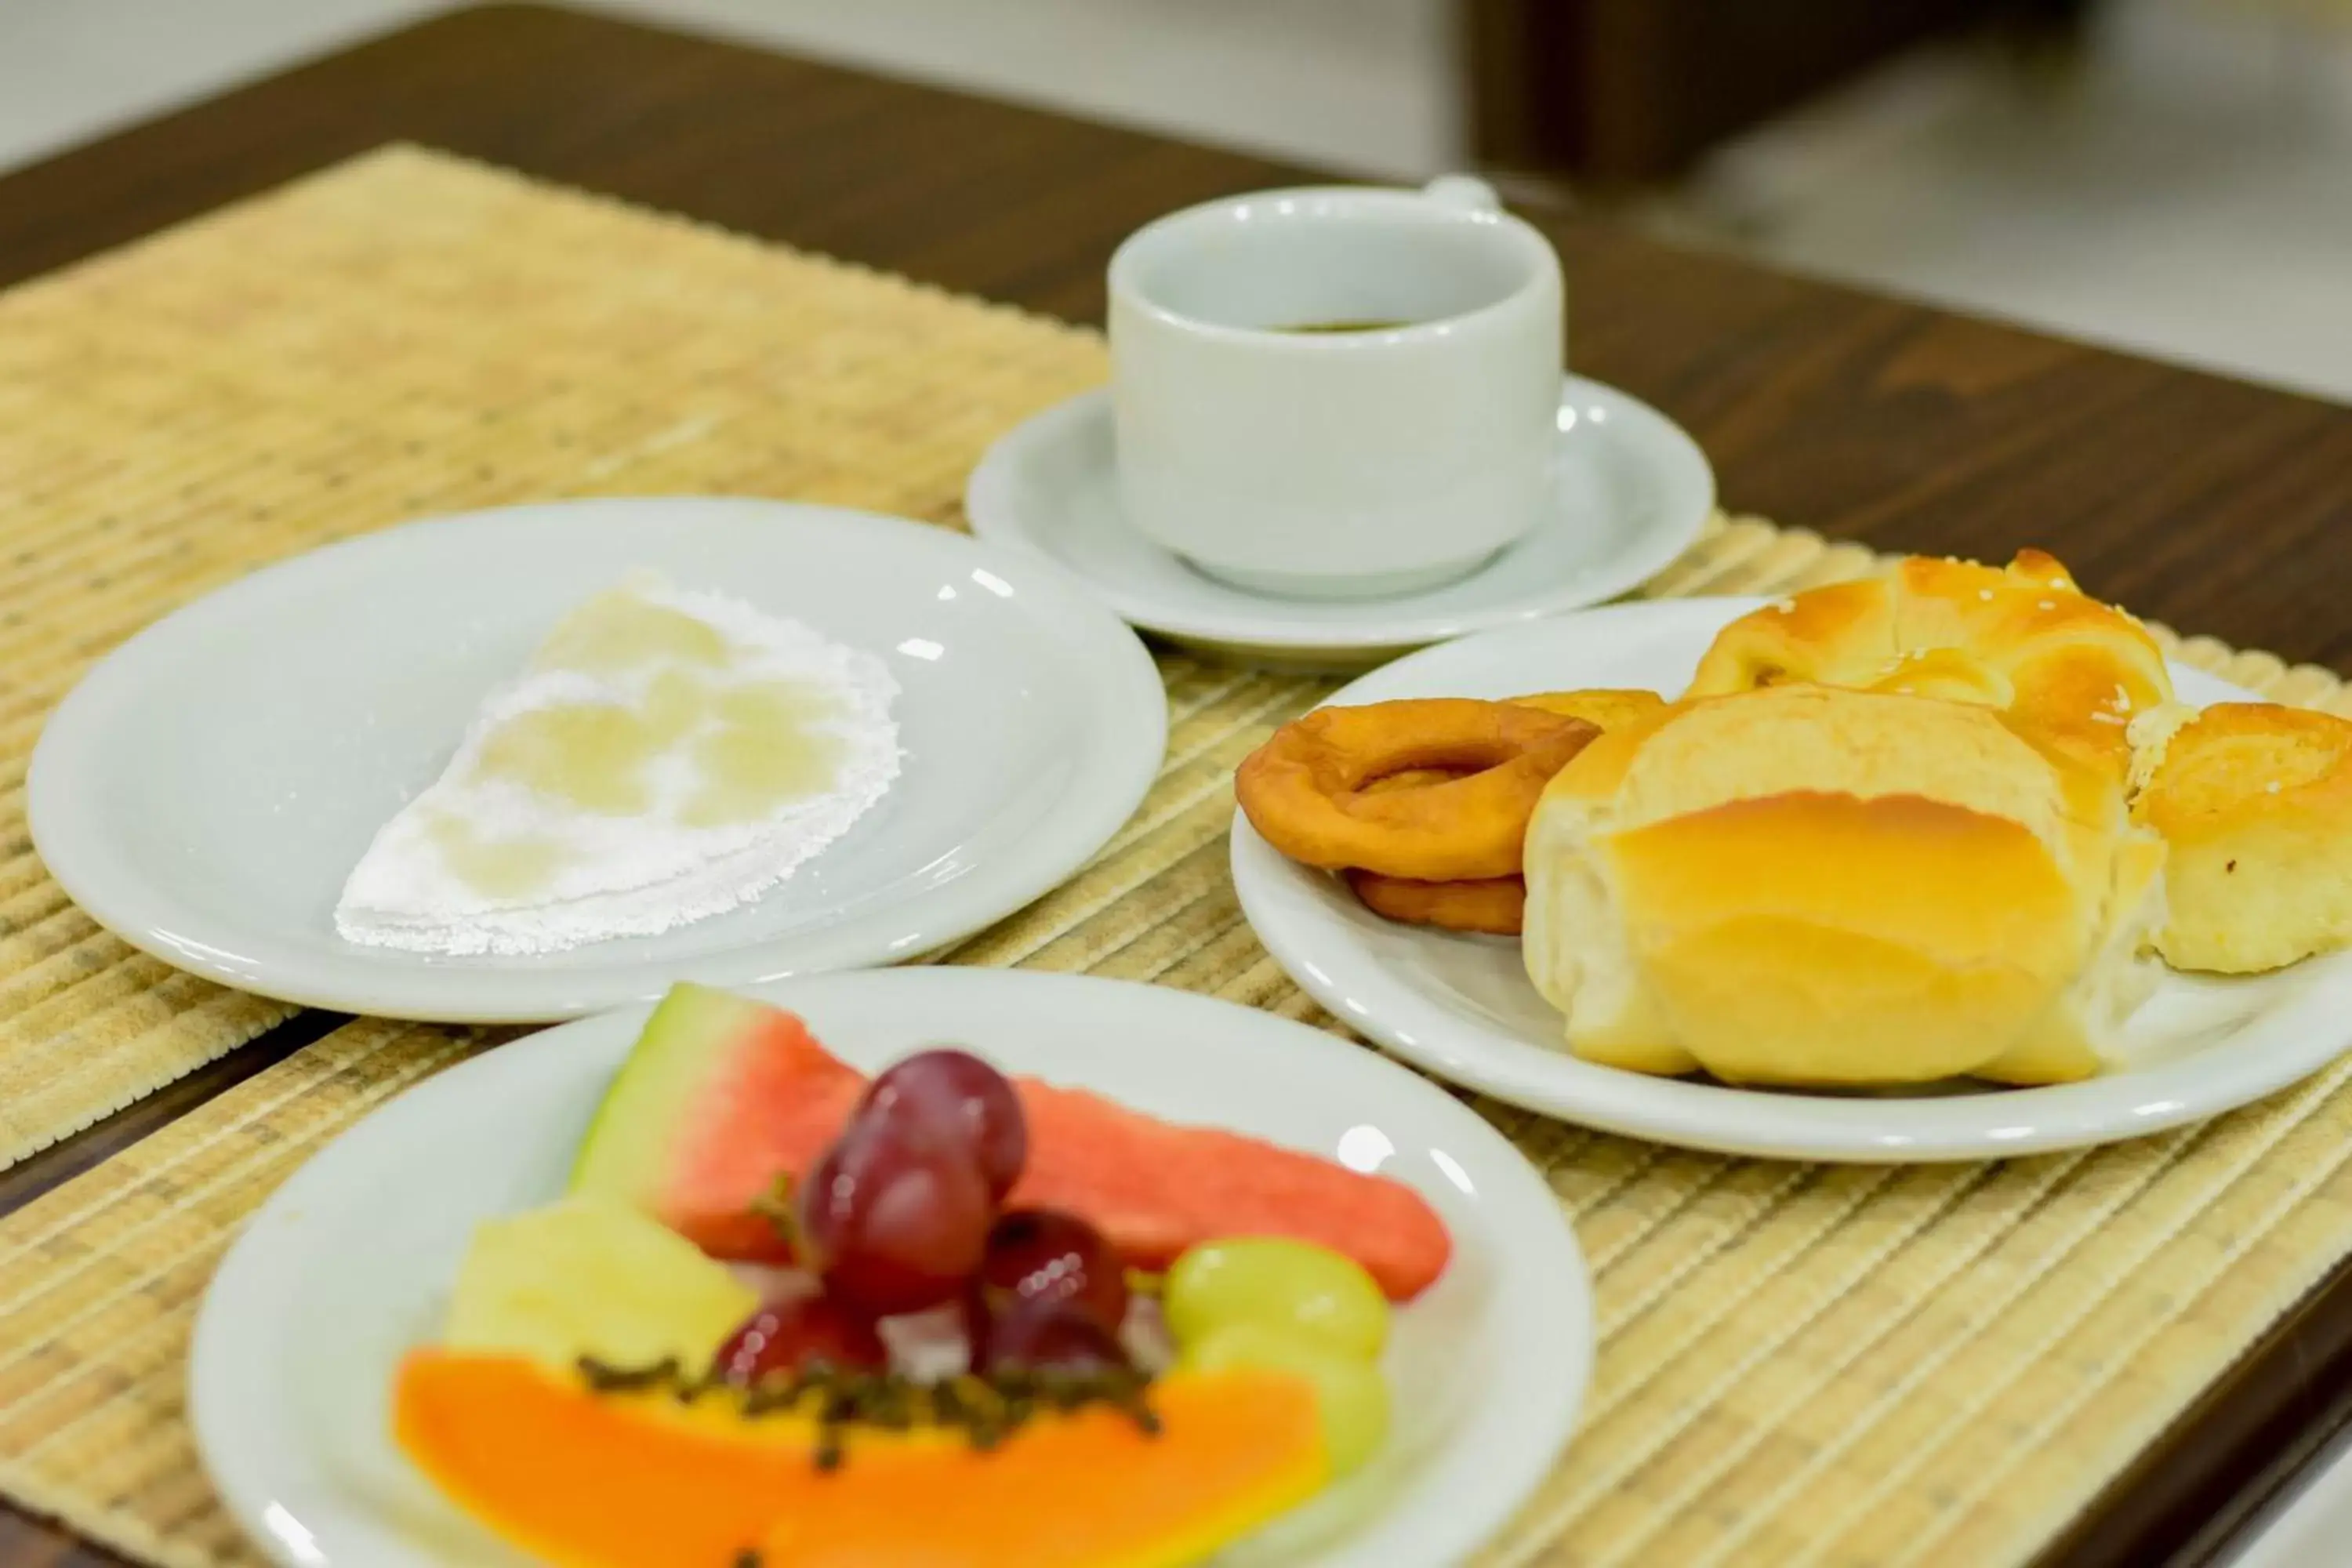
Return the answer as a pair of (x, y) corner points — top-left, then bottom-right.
(1235, 699), (1595, 880)
(1345, 870), (1526, 935)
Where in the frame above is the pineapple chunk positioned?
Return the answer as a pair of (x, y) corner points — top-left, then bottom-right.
(441, 1196), (755, 1373)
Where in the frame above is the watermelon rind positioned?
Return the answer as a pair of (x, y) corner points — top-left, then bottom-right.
(567, 982), (771, 1208)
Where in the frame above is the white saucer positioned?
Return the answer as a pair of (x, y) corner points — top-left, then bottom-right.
(190, 967), (1592, 1568)
(28, 499), (1167, 1023)
(1229, 597), (2352, 1163)
(966, 377), (1715, 673)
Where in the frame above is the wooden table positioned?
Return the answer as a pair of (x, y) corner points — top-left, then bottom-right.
(2, 5), (2347, 1565)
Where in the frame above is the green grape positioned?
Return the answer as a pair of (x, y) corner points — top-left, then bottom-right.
(1163, 1238), (1390, 1360)
(1178, 1322), (1389, 1476)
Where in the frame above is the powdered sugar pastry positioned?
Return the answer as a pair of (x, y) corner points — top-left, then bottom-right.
(336, 574), (901, 955)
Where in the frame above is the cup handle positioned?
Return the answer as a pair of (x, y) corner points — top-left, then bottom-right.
(1421, 173), (1501, 213)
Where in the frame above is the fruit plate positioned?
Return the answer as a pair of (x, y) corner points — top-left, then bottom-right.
(189, 967), (1592, 1568)
(1229, 597), (2352, 1163)
(27, 498), (1167, 1023)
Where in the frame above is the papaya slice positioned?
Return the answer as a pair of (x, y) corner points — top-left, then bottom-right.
(394, 1350), (1327, 1568)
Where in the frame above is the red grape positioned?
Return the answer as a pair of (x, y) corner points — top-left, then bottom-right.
(711, 1294), (887, 1385)
(797, 1110), (993, 1316)
(975, 1294), (1132, 1377)
(860, 1049), (1027, 1200)
(978, 1209), (1128, 1330)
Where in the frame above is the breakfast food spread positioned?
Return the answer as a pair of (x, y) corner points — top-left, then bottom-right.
(336, 575), (899, 955)
(2130, 701), (2352, 974)
(1235, 547), (2352, 1091)
(394, 984), (1441, 1566)
(1521, 684), (2166, 1086)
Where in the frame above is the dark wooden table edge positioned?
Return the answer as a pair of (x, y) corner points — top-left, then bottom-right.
(2049, 1244), (2352, 1566)
(0, 5), (2349, 1566)
(0, 1012), (349, 1218)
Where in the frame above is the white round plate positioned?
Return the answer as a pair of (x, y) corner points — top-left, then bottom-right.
(28, 499), (1167, 1023)
(190, 967), (1592, 1568)
(966, 377), (1714, 673)
(1231, 596), (2352, 1163)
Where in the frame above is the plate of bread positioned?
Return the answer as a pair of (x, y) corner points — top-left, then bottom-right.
(1229, 550), (2352, 1160)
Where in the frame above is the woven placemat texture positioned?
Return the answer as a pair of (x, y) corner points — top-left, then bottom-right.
(3, 145), (2351, 1568)
(0, 140), (1108, 1172)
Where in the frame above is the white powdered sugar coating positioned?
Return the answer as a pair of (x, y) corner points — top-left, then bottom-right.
(335, 577), (900, 956)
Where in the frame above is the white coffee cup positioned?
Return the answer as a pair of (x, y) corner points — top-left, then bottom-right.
(1108, 176), (1565, 601)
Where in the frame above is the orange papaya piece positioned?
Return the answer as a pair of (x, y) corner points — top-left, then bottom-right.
(393, 1349), (1327, 1568)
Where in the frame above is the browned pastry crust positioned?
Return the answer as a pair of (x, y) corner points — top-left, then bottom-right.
(1346, 869), (1526, 935)
(1685, 550), (2172, 781)
(1235, 699), (1597, 880)
(2132, 701), (2352, 973)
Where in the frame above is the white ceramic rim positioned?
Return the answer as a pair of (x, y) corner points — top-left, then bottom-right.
(1228, 596), (2352, 1162)
(1105, 183), (1559, 348)
(965, 376), (1715, 652)
(26, 500), (1170, 1022)
(188, 967), (1594, 1568)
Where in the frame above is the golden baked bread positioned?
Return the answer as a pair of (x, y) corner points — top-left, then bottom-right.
(1522, 685), (2167, 1087)
(2130, 701), (2352, 973)
(1685, 551), (2172, 779)
(1509, 688), (1669, 732)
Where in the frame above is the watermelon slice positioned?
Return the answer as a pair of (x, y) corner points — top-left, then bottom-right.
(569, 985), (866, 1259)
(568, 983), (1454, 1301)
(1003, 1081), (1449, 1295)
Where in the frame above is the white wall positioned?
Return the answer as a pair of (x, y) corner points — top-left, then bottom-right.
(0, 0), (1463, 180)
(1, 0), (2347, 397)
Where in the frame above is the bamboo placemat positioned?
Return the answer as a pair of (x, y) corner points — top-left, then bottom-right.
(0, 141), (1106, 1172)
(3, 145), (2351, 1568)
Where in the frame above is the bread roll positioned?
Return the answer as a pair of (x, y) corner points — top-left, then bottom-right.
(1509, 688), (1668, 732)
(1686, 552), (2172, 780)
(2131, 701), (2352, 974)
(1522, 685), (2167, 1087)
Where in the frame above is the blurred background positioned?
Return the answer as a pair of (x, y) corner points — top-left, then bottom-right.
(2, 0), (2348, 401)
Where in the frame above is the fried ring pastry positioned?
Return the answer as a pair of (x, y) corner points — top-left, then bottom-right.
(1236, 699), (1597, 880)
(1347, 869), (1526, 935)
(1356, 768), (1461, 795)
(1348, 694), (1657, 800)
